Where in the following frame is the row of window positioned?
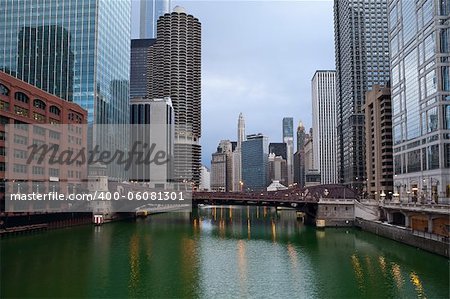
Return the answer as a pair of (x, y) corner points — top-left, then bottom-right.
(0, 83), (63, 115)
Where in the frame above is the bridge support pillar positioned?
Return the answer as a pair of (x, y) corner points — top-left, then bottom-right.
(428, 216), (433, 233)
(386, 211), (393, 223)
(404, 214), (410, 227)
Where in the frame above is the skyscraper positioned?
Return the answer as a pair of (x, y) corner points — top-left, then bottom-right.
(312, 70), (338, 184)
(232, 113), (245, 191)
(282, 117), (294, 185)
(365, 85), (393, 200)
(334, 0), (390, 190)
(242, 134), (269, 191)
(140, 0), (171, 39)
(0, 0), (131, 125)
(294, 121), (306, 187)
(211, 140), (233, 192)
(237, 112), (246, 149)
(148, 6), (202, 186)
(130, 39), (156, 99)
(389, 0), (450, 203)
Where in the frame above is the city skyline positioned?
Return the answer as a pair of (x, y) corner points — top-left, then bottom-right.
(131, 0), (335, 166)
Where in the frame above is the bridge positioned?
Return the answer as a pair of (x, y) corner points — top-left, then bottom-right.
(192, 184), (358, 224)
(192, 184), (358, 206)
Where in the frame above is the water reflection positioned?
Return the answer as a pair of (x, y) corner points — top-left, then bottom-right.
(410, 271), (426, 298)
(1, 206), (448, 299)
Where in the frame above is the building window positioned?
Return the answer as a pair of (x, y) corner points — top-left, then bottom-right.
(33, 99), (46, 110)
(49, 130), (60, 140)
(14, 149), (27, 159)
(0, 100), (10, 111)
(49, 105), (61, 116)
(33, 126), (46, 136)
(0, 83), (9, 96)
(49, 168), (59, 177)
(428, 145), (440, 170)
(15, 92), (29, 104)
(14, 120), (28, 131)
(33, 112), (46, 123)
(445, 144), (450, 168)
(14, 106), (29, 117)
(32, 166), (45, 175)
(442, 66), (449, 91)
(14, 134), (28, 145)
(13, 164), (27, 173)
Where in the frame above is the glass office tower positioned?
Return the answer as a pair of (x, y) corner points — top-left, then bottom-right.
(334, 0), (390, 190)
(389, 0), (450, 203)
(0, 0), (131, 125)
(140, 0), (171, 39)
(242, 134), (269, 191)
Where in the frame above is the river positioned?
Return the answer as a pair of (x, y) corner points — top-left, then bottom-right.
(2, 206), (449, 298)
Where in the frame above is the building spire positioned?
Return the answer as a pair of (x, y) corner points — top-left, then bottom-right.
(237, 112), (245, 149)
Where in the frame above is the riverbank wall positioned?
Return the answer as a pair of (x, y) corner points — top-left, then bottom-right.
(0, 212), (93, 237)
(355, 218), (449, 258)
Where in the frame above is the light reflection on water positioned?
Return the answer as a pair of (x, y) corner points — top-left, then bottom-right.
(1, 206), (448, 299)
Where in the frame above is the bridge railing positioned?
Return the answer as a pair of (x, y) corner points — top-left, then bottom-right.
(381, 202), (450, 215)
(412, 230), (450, 244)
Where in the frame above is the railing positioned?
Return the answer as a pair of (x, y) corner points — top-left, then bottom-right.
(381, 201), (450, 214)
(318, 198), (354, 204)
(412, 230), (450, 244)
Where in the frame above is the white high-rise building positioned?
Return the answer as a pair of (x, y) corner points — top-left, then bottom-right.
(312, 70), (338, 184)
(232, 113), (246, 191)
(200, 165), (211, 191)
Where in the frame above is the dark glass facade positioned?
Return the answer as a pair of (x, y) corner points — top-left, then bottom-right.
(242, 134), (269, 191)
(334, 0), (390, 189)
(0, 0), (131, 125)
(130, 39), (156, 99)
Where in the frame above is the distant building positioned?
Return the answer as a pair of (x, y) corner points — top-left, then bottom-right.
(294, 121), (306, 187)
(242, 134), (269, 191)
(312, 70), (338, 184)
(200, 165), (210, 191)
(304, 128), (315, 171)
(269, 142), (287, 160)
(268, 153), (288, 187)
(129, 97), (174, 184)
(267, 180), (288, 192)
(231, 113), (245, 192)
(140, 0), (171, 39)
(210, 140), (233, 192)
(364, 85), (393, 200)
(283, 117), (294, 185)
(305, 170), (321, 187)
(130, 39), (156, 99)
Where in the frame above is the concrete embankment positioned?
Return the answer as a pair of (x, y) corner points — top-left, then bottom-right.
(0, 212), (93, 237)
(355, 218), (449, 258)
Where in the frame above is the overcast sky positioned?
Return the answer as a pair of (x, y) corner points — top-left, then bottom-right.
(131, 0), (335, 166)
